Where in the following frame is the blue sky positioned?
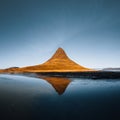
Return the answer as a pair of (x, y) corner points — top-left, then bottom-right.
(0, 0), (120, 68)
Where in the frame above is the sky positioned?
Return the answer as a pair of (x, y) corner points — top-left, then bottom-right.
(0, 0), (120, 69)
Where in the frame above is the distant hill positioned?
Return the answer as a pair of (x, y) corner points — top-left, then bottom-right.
(0, 67), (19, 73)
(102, 68), (120, 71)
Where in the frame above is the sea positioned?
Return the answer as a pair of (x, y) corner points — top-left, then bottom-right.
(0, 74), (120, 120)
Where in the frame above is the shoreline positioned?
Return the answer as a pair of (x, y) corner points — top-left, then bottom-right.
(1, 71), (120, 79)
(35, 71), (120, 79)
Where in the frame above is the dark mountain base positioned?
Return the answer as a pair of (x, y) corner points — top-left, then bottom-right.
(35, 71), (120, 79)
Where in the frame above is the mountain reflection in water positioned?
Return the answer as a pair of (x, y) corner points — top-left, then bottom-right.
(39, 76), (71, 95)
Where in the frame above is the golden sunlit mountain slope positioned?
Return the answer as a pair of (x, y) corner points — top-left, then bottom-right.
(19, 47), (92, 72)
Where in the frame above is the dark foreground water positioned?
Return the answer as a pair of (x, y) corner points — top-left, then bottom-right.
(0, 74), (120, 120)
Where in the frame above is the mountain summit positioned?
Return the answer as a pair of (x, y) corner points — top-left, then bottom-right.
(50, 47), (69, 59)
(20, 47), (92, 72)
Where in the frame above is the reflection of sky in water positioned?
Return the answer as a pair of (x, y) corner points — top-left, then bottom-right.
(0, 74), (120, 120)
(67, 79), (120, 93)
(0, 74), (120, 96)
(0, 74), (57, 97)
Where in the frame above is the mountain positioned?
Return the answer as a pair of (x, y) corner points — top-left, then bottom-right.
(0, 48), (93, 74)
(18, 47), (92, 72)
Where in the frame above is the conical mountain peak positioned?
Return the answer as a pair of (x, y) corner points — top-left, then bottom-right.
(18, 47), (92, 72)
(57, 47), (64, 51)
(50, 47), (69, 59)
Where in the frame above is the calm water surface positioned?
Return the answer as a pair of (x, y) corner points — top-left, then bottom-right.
(0, 74), (120, 120)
